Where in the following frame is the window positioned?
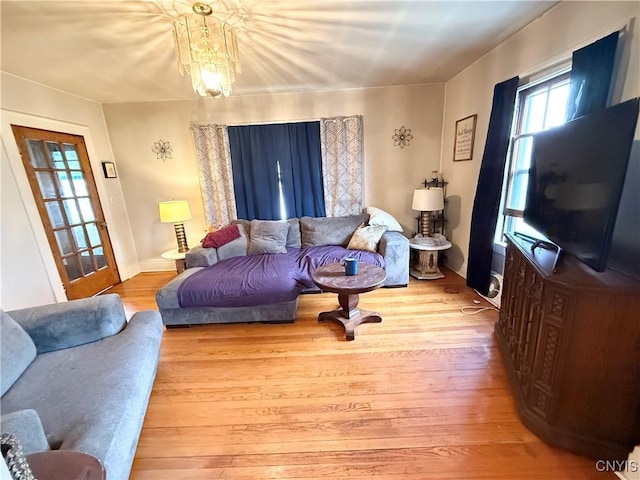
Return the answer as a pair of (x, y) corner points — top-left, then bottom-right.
(495, 70), (571, 244)
(228, 121), (326, 221)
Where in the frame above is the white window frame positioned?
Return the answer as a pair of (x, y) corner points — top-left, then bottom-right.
(494, 68), (572, 249)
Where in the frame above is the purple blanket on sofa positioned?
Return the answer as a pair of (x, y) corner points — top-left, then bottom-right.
(177, 246), (384, 308)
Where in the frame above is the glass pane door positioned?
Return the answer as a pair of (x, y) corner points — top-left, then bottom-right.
(29, 139), (106, 280)
(12, 125), (120, 299)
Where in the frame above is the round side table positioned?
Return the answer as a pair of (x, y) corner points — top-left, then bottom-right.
(161, 248), (188, 274)
(409, 239), (452, 280)
(311, 262), (386, 341)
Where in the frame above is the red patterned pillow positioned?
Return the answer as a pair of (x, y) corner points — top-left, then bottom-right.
(201, 224), (241, 248)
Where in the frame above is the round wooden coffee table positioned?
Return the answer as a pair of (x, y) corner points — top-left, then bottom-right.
(311, 262), (386, 341)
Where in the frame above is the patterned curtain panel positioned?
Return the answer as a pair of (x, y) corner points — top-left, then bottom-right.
(191, 124), (237, 227)
(320, 115), (364, 216)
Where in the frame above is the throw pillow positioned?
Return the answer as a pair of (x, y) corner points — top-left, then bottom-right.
(365, 206), (403, 232)
(300, 214), (369, 247)
(201, 224), (241, 248)
(347, 223), (388, 252)
(247, 220), (289, 255)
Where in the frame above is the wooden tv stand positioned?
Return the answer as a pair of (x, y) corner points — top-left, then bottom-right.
(496, 233), (640, 460)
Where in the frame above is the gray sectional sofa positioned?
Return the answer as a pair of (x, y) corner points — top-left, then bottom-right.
(156, 214), (409, 327)
(0, 294), (163, 480)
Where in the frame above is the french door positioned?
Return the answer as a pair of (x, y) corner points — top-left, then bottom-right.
(11, 125), (120, 299)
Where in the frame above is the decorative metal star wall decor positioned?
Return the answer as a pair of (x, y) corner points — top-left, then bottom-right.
(152, 140), (173, 161)
(392, 126), (413, 149)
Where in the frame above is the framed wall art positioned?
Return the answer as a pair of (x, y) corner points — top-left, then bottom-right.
(102, 161), (117, 178)
(453, 114), (477, 162)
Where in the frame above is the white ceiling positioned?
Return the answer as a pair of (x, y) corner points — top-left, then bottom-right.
(1, 0), (557, 104)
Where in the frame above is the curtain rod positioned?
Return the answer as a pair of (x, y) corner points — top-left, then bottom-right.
(191, 115), (361, 128)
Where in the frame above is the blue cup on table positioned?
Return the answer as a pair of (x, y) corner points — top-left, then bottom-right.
(344, 258), (358, 276)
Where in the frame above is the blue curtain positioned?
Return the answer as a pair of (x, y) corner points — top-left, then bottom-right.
(566, 31), (619, 120)
(280, 122), (326, 218)
(466, 76), (519, 296)
(228, 125), (282, 220)
(228, 122), (325, 220)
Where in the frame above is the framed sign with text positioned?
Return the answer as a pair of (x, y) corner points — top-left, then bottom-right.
(453, 114), (477, 162)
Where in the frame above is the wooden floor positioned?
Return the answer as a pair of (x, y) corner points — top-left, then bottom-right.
(109, 268), (611, 479)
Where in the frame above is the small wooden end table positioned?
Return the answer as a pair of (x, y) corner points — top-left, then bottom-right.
(161, 248), (188, 274)
(311, 262), (386, 341)
(409, 239), (451, 280)
(26, 450), (105, 480)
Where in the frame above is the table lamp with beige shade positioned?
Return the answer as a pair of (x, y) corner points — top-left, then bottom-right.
(159, 200), (192, 253)
(412, 187), (444, 237)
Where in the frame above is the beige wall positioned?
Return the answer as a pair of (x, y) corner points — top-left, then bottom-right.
(4, 0), (636, 299)
(440, 1), (640, 276)
(0, 73), (139, 309)
(103, 84), (445, 270)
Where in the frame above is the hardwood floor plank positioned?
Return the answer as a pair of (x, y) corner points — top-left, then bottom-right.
(107, 269), (614, 479)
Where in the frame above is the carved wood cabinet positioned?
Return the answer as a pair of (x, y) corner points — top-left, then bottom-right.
(496, 233), (640, 461)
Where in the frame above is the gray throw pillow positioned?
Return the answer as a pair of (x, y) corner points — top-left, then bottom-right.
(0, 311), (36, 396)
(300, 214), (369, 247)
(248, 220), (289, 255)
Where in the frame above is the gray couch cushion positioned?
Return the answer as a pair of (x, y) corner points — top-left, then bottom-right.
(286, 218), (301, 248)
(7, 295), (126, 354)
(247, 220), (289, 255)
(234, 218), (301, 248)
(0, 311), (36, 396)
(0, 409), (50, 454)
(300, 214), (369, 247)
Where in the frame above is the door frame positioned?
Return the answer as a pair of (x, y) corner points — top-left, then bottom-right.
(12, 125), (121, 299)
(2, 111), (123, 302)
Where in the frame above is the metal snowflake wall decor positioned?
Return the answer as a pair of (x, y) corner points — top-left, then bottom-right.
(152, 139), (173, 161)
(392, 126), (413, 149)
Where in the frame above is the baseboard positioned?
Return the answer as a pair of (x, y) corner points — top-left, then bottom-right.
(115, 261), (141, 281)
(443, 258), (467, 278)
(139, 258), (176, 272)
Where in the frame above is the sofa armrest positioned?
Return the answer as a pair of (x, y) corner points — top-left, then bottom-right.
(185, 245), (218, 268)
(186, 231), (249, 268)
(378, 231), (409, 286)
(0, 410), (50, 455)
(6, 294), (127, 354)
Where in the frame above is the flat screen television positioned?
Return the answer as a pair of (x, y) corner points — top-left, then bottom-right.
(523, 97), (639, 272)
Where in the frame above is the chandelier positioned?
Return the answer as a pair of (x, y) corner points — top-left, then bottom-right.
(172, 2), (241, 98)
